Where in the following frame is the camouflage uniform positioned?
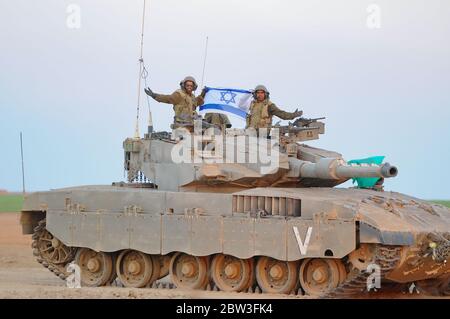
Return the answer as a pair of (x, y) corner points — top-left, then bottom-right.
(246, 85), (301, 129)
(148, 76), (204, 129)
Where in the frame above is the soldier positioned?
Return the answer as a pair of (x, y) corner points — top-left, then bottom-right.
(246, 85), (303, 130)
(204, 113), (232, 129)
(144, 76), (205, 129)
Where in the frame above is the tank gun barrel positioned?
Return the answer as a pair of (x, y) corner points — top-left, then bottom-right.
(297, 158), (398, 180)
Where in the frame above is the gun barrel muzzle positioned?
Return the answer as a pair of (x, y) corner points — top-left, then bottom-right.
(380, 163), (398, 178)
(298, 158), (399, 180)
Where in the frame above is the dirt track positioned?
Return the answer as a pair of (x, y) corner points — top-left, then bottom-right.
(0, 213), (446, 299)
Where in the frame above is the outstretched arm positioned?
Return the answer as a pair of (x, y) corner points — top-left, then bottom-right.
(268, 103), (302, 120)
(153, 91), (182, 104)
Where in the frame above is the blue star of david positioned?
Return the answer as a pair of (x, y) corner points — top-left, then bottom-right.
(219, 90), (237, 105)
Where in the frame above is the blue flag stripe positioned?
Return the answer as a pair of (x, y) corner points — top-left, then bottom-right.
(200, 104), (247, 119)
(205, 87), (252, 94)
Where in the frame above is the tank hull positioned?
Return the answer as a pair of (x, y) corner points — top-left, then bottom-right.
(21, 185), (450, 293)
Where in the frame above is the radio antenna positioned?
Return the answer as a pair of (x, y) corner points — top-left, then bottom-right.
(200, 36), (209, 89)
(20, 132), (26, 195)
(134, 0), (148, 139)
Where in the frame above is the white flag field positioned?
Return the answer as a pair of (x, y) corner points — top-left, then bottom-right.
(198, 87), (253, 120)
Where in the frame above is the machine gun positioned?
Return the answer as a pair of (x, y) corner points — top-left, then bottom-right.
(292, 117), (326, 128)
(273, 117), (326, 142)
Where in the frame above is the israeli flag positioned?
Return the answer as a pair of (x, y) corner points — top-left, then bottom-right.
(199, 87), (252, 120)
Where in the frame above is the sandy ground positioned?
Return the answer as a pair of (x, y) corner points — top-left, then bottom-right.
(0, 212), (446, 299)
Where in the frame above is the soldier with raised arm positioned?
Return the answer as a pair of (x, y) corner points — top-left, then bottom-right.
(246, 85), (303, 129)
(145, 76), (205, 129)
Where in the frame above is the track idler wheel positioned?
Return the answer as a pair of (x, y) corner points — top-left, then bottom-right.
(33, 220), (74, 265)
(32, 219), (76, 280)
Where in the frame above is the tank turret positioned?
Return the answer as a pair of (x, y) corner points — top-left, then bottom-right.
(123, 118), (397, 191)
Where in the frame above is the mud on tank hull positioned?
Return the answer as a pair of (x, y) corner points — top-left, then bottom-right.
(21, 185), (450, 296)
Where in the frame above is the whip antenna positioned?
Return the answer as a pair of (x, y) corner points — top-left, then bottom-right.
(20, 132), (26, 195)
(200, 36), (209, 89)
(134, 0), (148, 138)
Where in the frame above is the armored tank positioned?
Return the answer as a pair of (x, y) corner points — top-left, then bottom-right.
(20, 118), (450, 297)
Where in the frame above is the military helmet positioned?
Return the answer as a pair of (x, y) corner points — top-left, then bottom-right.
(253, 84), (270, 99)
(180, 76), (198, 91)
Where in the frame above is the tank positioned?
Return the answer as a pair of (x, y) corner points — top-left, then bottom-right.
(20, 118), (450, 297)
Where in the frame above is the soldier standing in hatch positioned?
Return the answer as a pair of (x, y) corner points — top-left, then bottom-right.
(144, 76), (205, 129)
(204, 113), (232, 129)
(246, 85), (303, 130)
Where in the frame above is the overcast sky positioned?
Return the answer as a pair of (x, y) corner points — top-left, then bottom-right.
(0, 0), (449, 199)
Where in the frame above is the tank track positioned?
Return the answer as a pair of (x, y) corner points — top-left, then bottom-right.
(320, 245), (403, 298)
(31, 219), (76, 281)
